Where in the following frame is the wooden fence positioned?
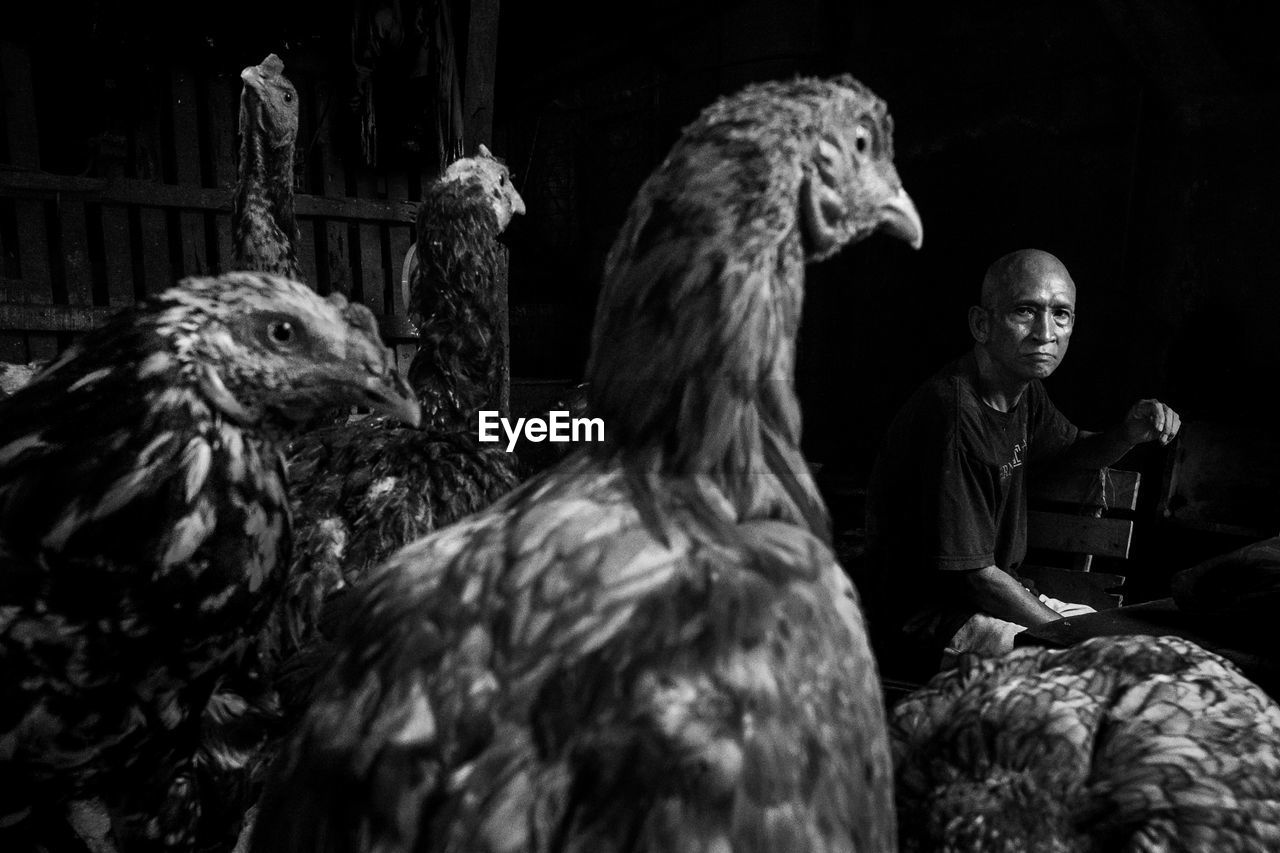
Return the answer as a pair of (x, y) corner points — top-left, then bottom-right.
(0, 40), (428, 374)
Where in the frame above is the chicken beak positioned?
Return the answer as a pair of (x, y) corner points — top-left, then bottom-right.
(876, 186), (924, 250)
(363, 368), (422, 428)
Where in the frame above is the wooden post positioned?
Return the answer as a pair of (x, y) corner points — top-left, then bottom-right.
(384, 170), (415, 376)
(463, 0), (508, 417)
(1, 40), (55, 360)
(206, 71), (239, 274)
(317, 78), (352, 297)
(136, 69), (175, 296)
(463, 0), (501, 152)
(171, 68), (210, 278)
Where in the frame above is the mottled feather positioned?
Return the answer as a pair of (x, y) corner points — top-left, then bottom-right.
(891, 635), (1280, 852)
(0, 272), (417, 851)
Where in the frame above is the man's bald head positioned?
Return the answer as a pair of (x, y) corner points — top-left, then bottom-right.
(980, 249), (1076, 310)
(969, 248), (1078, 390)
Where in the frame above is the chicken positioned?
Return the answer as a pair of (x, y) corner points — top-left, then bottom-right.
(251, 73), (923, 853)
(284, 143), (526, 635)
(193, 147), (525, 850)
(232, 53), (302, 281)
(891, 635), (1280, 852)
(406, 143), (526, 430)
(0, 272), (419, 851)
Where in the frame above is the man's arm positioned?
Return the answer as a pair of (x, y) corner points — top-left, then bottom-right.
(1056, 398), (1181, 470)
(961, 565), (1061, 626)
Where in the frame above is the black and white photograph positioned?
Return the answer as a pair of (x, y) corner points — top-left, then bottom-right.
(1, 1), (1278, 850)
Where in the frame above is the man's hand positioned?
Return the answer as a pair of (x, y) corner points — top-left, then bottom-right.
(1122, 398), (1181, 446)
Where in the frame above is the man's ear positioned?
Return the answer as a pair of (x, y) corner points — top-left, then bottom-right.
(968, 305), (990, 343)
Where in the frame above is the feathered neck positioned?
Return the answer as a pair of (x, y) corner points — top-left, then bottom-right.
(406, 183), (504, 433)
(234, 103), (299, 248)
(586, 223), (830, 541)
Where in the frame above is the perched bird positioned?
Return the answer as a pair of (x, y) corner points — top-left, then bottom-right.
(0, 272), (419, 851)
(286, 144), (526, 594)
(232, 53), (303, 281)
(193, 146), (526, 849)
(405, 142), (526, 431)
(891, 635), (1280, 852)
(252, 73), (922, 853)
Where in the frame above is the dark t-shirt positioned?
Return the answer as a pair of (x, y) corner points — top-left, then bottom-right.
(862, 352), (1078, 656)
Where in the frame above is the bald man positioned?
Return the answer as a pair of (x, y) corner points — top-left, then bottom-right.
(863, 249), (1180, 673)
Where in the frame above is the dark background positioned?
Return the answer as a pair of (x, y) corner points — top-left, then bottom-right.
(493, 0), (1280, 472)
(493, 0), (1280, 597)
(5, 0), (1279, 595)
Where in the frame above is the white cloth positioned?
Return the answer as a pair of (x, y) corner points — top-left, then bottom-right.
(940, 594), (1096, 668)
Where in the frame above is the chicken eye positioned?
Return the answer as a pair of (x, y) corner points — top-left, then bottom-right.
(284, 92), (293, 102)
(268, 320), (295, 344)
(853, 125), (871, 155)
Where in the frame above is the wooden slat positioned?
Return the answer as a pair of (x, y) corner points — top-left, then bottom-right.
(0, 302), (116, 331)
(171, 68), (209, 277)
(285, 57), (312, 292)
(1027, 511), (1134, 559)
(2, 44), (52, 308)
(463, 0), (501, 151)
(1030, 467), (1140, 512)
(354, 168), (385, 316)
(206, 72), (239, 190)
(100, 204), (135, 305)
(0, 294), (403, 335)
(212, 212), (234, 276)
(138, 207), (173, 294)
(0, 198), (11, 278)
(131, 70), (167, 180)
(294, 68), (317, 196)
(56, 200), (93, 305)
(206, 72), (239, 274)
(386, 223), (412, 333)
(315, 78), (350, 295)
(0, 171), (417, 223)
(303, 191), (418, 221)
(12, 199), (50, 303)
(357, 222), (385, 317)
(298, 218), (320, 289)
(386, 171), (411, 325)
(324, 223), (351, 297)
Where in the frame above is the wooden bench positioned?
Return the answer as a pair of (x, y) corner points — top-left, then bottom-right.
(1020, 466), (1141, 611)
(879, 466), (1142, 707)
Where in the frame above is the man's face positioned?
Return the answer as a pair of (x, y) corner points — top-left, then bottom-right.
(977, 267), (1077, 382)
